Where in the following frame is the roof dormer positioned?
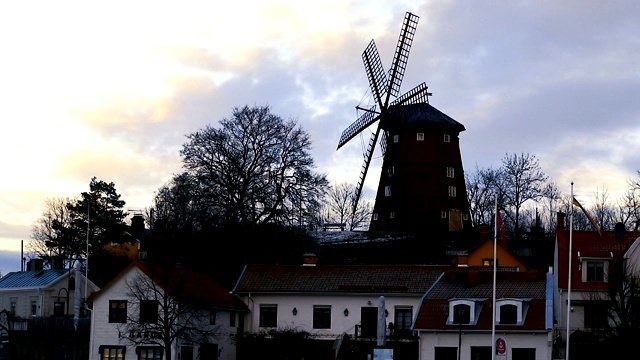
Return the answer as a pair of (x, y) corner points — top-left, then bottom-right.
(447, 298), (485, 325)
(495, 298), (530, 326)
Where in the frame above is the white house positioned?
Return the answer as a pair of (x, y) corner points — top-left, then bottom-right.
(232, 259), (448, 359)
(412, 269), (554, 360)
(0, 259), (98, 321)
(88, 260), (247, 360)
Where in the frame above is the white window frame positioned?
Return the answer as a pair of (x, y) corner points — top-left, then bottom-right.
(373, 213), (379, 221)
(390, 211), (395, 219)
(385, 186), (391, 197)
(441, 211), (447, 218)
(417, 133), (425, 141)
(495, 298), (529, 326)
(447, 167), (454, 178)
(448, 186), (456, 197)
(393, 134), (399, 143)
(444, 134), (450, 143)
(388, 166), (394, 177)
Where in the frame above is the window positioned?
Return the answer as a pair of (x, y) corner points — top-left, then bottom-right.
(470, 346), (491, 360)
(259, 304), (277, 327)
(229, 311), (236, 327)
(10, 299), (16, 315)
(210, 310), (217, 325)
(495, 299), (527, 325)
(387, 166), (394, 177)
(31, 299), (37, 316)
(393, 134), (399, 143)
(109, 300), (127, 323)
(446, 167), (454, 178)
(512, 348), (536, 360)
(441, 211), (447, 218)
(586, 261), (605, 282)
(140, 300), (158, 324)
(444, 134), (450, 143)
(482, 259), (498, 267)
(394, 307), (413, 337)
(434, 347), (457, 360)
(137, 346), (162, 360)
(463, 214), (469, 220)
(452, 304), (470, 324)
(100, 346), (125, 360)
(448, 186), (456, 197)
(385, 186), (391, 197)
(313, 305), (331, 329)
(499, 304), (517, 324)
(417, 133), (425, 141)
(390, 212), (395, 219)
(373, 213), (378, 221)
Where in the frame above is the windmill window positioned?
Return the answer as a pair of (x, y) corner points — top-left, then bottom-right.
(448, 186), (456, 197)
(373, 213), (379, 221)
(444, 134), (450, 143)
(385, 186), (391, 197)
(441, 211), (447, 218)
(390, 212), (395, 219)
(447, 167), (454, 178)
(393, 135), (399, 143)
(388, 166), (394, 177)
(417, 133), (425, 141)
(463, 214), (469, 220)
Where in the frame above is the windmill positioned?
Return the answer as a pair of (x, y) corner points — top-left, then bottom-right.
(337, 12), (471, 235)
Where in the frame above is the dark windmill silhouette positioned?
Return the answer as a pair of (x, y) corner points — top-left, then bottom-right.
(337, 12), (472, 238)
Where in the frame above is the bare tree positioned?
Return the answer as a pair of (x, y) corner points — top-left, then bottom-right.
(118, 266), (223, 360)
(591, 186), (616, 231)
(29, 197), (76, 268)
(179, 105), (328, 227)
(541, 182), (562, 233)
(465, 165), (500, 228)
(495, 153), (548, 238)
(618, 172), (640, 231)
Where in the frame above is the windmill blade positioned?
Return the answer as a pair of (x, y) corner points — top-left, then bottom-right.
(389, 82), (431, 107)
(362, 40), (388, 110)
(385, 12), (419, 106)
(351, 125), (382, 220)
(336, 106), (380, 150)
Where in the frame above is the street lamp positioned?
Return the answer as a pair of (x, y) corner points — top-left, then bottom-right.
(457, 307), (465, 360)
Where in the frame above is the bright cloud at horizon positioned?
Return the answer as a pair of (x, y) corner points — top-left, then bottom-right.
(1, 0), (639, 274)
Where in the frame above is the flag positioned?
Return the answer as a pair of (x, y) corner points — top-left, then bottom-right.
(572, 196), (602, 237)
(496, 209), (507, 244)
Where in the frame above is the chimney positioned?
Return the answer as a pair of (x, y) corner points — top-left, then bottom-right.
(131, 213), (145, 232)
(557, 212), (566, 231)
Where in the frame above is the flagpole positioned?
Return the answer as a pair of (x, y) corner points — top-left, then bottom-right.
(492, 196), (497, 360)
(566, 182), (574, 360)
(85, 202), (90, 305)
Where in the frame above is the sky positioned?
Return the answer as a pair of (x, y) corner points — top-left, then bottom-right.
(1, 0), (639, 275)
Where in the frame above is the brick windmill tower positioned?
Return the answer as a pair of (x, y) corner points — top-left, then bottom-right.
(337, 12), (472, 237)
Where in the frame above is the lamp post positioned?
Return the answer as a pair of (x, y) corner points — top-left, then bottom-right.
(457, 307), (464, 360)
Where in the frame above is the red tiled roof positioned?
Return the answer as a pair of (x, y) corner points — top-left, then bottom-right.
(90, 261), (247, 311)
(556, 228), (640, 290)
(233, 264), (448, 294)
(413, 270), (548, 331)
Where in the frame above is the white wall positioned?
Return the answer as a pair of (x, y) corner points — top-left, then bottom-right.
(88, 266), (239, 360)
(418, 331), (552, 360)
(240, 293), (421, 339)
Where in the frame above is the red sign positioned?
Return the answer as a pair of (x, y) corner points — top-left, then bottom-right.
(496, 338), (507, 354)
